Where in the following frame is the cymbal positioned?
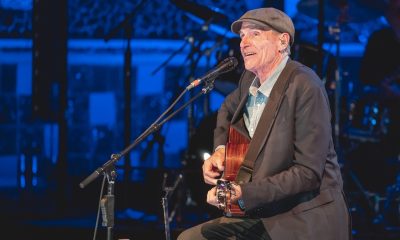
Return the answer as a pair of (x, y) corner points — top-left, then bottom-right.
(297, 0), (384, 23)
(185, 13), (236, 38)
(170, 0), (234, 37)
(171, 0), (229, 23)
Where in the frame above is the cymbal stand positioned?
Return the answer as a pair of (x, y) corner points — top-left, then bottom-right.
(316, 0), (325, 78)
(329, 24), (342, 154)
(151, 16), (214, 142)
(201, 37), (225, 117)
(151, 16), (215, 76)
(103, 0), (150, 207)
(162, 173), (183, 240)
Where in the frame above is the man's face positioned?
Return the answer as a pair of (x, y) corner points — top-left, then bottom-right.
(239, 22), (281, 74)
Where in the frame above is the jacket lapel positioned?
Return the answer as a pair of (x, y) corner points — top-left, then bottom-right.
(246, 60), (299, 165)
(236, 60), (300, 183)
(230, 71), (254, 140)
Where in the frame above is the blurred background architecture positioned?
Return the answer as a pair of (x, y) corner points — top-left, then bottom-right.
(0, 0), (399, 239)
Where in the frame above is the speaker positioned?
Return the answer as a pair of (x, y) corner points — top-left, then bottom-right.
(32, 0), (67, 121)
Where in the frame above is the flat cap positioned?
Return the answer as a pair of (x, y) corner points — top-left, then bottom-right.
(231, 8), (295, 45)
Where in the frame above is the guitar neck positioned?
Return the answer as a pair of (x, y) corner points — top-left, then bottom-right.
(224, 127), (250, 181)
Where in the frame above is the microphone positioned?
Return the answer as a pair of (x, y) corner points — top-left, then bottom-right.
(186, 57), (238, 90)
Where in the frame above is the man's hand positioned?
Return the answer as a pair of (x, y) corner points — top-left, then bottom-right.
(206, 183), (243, 209)
(229, 182), (242, 203)
(202, 147), (225, 185)
(206, 187), (219, 208)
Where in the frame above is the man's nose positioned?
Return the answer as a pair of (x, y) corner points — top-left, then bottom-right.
(240, 37), (249, 48)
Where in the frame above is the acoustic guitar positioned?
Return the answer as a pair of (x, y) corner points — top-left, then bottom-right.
(216, 126), (250, 217)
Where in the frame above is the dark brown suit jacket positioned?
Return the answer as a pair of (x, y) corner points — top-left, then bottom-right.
(214, 59), (351, 239)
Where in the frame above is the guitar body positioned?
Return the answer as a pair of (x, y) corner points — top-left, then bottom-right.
(222, 127), (250, 217)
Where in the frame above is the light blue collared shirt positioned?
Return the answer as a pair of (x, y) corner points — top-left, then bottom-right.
(244, 56), (289, 138)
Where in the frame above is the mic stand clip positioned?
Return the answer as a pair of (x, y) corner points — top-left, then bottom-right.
(202, 80), (215, 94)
(100, 164), (116, 240)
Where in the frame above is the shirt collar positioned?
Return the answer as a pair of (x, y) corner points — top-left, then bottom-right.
(249, 56), (289, 97)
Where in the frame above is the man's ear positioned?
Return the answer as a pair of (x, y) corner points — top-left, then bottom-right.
(279, 33), (290, 47)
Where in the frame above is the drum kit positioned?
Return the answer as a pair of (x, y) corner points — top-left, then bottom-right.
(168, 0), (400, 229)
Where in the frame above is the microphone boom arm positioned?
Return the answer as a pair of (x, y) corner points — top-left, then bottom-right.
(79, 57), (237, 188)
(79, 71), (224, 188)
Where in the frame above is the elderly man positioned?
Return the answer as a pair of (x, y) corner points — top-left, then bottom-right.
(178, 8), (351, 240)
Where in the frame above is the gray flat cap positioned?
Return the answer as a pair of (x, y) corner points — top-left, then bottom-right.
(231, 8), (295, 45)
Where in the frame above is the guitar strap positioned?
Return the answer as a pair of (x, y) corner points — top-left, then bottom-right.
(235, 60), (299, 184)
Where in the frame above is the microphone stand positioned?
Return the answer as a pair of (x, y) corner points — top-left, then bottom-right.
(79, 79), (216, 240)
(100, 166), (116, 240)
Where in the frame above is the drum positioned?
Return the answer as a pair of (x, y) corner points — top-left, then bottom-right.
(380, 186), (400, 227)
(345, 88), (399, 195)
(345, 91), (391, 143)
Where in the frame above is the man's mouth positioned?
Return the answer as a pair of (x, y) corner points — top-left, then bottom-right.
(243, 52), (256, 57)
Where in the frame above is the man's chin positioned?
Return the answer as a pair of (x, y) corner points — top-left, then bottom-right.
(244, 64), (256, 73)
